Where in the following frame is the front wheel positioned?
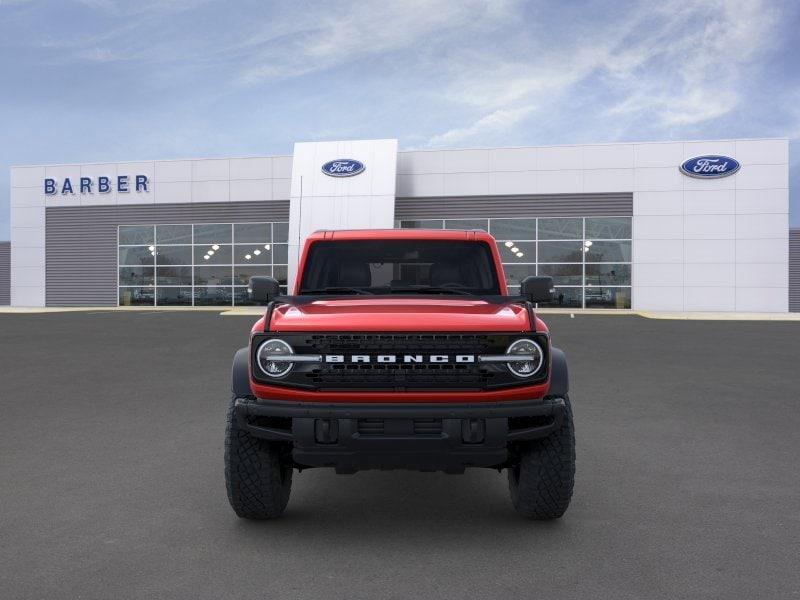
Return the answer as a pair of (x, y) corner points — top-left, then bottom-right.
(224, 396), (292, 519)
(508, 395), (575, 519)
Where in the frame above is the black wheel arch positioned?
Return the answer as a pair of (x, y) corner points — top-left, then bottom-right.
(231, 347), (254, 398)
(548, 347), (569, 397)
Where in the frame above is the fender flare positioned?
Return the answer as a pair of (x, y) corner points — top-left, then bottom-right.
(548, 347), (569, 397)
(231, 347), (254, 398)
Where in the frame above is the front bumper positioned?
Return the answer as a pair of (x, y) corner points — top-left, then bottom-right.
(234, 397), (565, 474)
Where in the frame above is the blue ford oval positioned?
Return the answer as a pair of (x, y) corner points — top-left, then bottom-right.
(321, 159), (365, 177)
(680, 155), (740, 178)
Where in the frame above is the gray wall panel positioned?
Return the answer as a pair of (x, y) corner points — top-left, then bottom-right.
(0, 242), (10, 306)
(395, 193), (633, 219)
(791, 228), (800, 313)
(46, 201), (289, 307)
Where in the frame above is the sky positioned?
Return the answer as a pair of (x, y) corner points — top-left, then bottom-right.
(1, 0), (799, 237)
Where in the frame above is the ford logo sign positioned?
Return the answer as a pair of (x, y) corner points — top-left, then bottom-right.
(680, 155), (740, 179)
(321, 159), (365, 177)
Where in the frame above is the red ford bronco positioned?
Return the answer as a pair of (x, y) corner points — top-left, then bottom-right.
(226, 229), (575, 519)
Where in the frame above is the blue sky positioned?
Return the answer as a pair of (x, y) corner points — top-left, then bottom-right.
(1, 0), (799, 237)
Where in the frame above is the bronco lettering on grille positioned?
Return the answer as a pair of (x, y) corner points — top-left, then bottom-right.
(324, 354), (476, 363)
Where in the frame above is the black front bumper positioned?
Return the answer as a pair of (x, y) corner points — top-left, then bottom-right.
(234, 397), (565, 474)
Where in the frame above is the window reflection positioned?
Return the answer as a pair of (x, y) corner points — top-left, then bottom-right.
(539, 287), (582, 308)
(585, 287), (631, 309)
(538, 218), (582, 240)
(119, 267), (154, 286)
(399, 216), (632, 309)
(584, 240), (631, 262)
(119, 286), (154, 306)
(119, 222), (289, 306)
(156, 225), (192, 244)
(119, 226), (153, 245)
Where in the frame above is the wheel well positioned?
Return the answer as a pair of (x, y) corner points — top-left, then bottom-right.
(231, 347), (254, 398)
(548, 347), (569, 397)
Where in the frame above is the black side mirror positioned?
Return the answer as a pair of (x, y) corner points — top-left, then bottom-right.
(249, 276), (281, 303)
(520, 276), (554, 303)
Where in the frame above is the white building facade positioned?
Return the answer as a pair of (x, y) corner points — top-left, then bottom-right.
(7, 137), (791, 312)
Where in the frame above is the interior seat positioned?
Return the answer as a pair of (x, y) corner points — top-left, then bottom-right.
(428, 262), (462, 287)
(336, 261), (371, 288)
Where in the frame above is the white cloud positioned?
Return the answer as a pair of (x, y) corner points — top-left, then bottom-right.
(428, 105), (536, 147)
(603, 0), (781, 125)
(424, 0), (785, 145)
(238, 0), (518, 83)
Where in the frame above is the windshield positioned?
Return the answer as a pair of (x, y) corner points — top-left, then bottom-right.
(299, 240), (501, 295)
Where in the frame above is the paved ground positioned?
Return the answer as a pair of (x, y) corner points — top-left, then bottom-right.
(1, 312), (798, 599)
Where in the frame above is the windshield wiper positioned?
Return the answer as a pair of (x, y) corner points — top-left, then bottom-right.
(389, 286), (474, 296)
(300, 287), (374, 295)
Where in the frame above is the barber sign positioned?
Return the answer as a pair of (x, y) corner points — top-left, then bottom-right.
(321, 159), (365, 177)
(680, 155), (740, 179)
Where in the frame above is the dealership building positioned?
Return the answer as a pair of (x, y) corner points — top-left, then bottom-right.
(4, 137), (797, 312)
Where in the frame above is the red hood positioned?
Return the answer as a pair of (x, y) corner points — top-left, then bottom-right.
(268, 298), (538, 332)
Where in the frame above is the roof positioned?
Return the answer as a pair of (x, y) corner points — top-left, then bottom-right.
(306, 229), (495, 242)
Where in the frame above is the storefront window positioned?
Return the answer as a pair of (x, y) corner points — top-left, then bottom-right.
(490, 218), (536, 241)
(538, 218), (582, 240)
(119, 246), (154, 266)
(584, 240), (631, 262)
(157, 287), (192, 306)
(538, 264), (582, 286)
(585, 286), (631, 309)
(398, 216), (632, 309)
(585, 263), (631, 286)
(445, 218), (488, 231)
(118, 267), (154, 286)
(585, 217), (632, 240)
(539, 287), (583, 308)
(156, 224), (192, 244)
(496, 241), (536, 262)
(118, 222), (289, 306)
(538, 241), (584, 263)
(119, 225), (154, 245)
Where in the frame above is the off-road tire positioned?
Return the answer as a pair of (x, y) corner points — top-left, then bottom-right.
(508, 395), (575, 519)
(225, 396), (292, 519)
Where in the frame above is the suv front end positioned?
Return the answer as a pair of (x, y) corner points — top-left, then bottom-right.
(225, 229), (575, 520)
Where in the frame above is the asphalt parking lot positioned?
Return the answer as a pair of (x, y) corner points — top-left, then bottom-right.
(1, 311), (798, 599)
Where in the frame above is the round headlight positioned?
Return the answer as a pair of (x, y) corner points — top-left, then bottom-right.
(505, 338), (544, 378)
(256, 339), (294, 378)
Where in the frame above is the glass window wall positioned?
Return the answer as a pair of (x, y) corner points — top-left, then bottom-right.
(118, 222), (289, 306)
(399, 216), (632, 309)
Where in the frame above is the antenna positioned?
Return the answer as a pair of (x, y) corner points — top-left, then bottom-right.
(297, 175), (303, 248)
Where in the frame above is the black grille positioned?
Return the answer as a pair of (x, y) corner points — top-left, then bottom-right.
(305, 334), (497, 389)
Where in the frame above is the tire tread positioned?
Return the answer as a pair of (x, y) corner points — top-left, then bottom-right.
(224, 396), (292, 519)
(508, 395), (576, 519)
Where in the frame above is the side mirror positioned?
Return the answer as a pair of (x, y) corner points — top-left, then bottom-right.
(249, 276), (281, 303)
(520, 276), (554, 303)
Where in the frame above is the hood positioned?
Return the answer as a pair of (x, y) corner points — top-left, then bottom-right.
(269, 298), (532, 332)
